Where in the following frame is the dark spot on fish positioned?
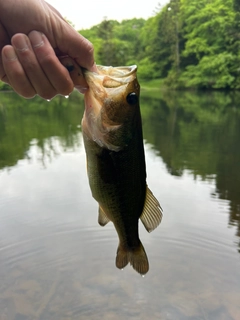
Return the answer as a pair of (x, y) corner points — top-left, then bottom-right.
(126, 92), (138, 105)
(65, 65), (74, 72)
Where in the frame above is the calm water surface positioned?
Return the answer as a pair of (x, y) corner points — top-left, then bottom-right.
(0, 90), (240, 320)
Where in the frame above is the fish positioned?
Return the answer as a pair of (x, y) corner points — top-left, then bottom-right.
(82, 65), (163, 275)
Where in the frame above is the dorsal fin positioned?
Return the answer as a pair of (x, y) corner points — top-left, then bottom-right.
(140, 186), (163, 233)
(98, 206), (110, 226)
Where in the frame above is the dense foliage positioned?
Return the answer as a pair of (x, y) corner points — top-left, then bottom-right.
(79, 0), (240, 89)
(0, 0), (238, 90)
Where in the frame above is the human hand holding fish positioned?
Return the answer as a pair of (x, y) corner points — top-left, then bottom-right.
(0, 0), (97, 99)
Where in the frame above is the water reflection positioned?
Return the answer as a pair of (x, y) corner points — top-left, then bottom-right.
(140, 89), (240, 251)
(0, 92), (84, 169)
(0, 89), (240, 252)
(0, 90), (240, 319)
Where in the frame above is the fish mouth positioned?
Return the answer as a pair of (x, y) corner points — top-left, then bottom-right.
(96, 65), (137, 80)
(84, 65), (137, 89)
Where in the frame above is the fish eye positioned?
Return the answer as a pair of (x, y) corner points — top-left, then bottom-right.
(126, 92), (138, 105)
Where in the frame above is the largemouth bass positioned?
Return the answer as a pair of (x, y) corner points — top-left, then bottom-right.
(82, 65), (162, 275)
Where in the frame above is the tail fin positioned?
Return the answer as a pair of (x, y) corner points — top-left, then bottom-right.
(115, 242), (149, 275)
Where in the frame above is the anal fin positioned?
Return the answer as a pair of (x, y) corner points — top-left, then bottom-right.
(140, 186), (163, 233)
(98, 206), (110, 226)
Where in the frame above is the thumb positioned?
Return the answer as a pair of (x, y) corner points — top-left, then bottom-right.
(55, 21), (97, 72)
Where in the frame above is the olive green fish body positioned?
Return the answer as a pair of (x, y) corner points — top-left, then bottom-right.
(82, 65), (162, 275)
(83, 118), (145, 235)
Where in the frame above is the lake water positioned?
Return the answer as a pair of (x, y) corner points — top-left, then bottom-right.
(0, 89), (239, 320)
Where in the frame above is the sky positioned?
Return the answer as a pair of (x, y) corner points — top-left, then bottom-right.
(46, 0), (169, 30)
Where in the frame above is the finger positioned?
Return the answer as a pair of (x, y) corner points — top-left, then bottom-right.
(2, 45), (36, 98)
(28, 31), (74, 97)
(59, 57), (88, 93)
(11, 33), (59, 99)
(54, 21), (98, 72)
(44, 2), (97, 73)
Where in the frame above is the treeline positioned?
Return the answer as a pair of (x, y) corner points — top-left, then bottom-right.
(79, 0), (240, 89)
(0, 0), (238, 91)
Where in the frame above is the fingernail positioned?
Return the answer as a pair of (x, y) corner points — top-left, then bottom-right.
(29, 31), (44, 48)
(3, 46), (17, 61)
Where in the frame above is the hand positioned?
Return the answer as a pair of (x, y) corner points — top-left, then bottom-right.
(0, 0), (97, 99)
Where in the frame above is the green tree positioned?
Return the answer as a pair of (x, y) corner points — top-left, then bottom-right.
(148, 5), (176, 78)
(70, 1), (240, 89)
(96, 19), (119, 65)
(179, 0), (237, 88)
(145, 0), (182, 80)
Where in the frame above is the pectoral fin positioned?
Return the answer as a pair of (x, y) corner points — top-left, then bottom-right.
(98, 206), (110, 226)
(140, 186), (163, 233)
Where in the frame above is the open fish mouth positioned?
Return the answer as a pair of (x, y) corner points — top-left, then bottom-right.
(84, 65), (138, 88)
(96, 65), (137, 78)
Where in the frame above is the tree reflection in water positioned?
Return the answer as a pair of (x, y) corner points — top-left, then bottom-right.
(0, 89), (240, 251)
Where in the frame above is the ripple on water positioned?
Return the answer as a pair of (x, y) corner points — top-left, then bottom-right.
(0, 220), (117, 274)
(161, 230), (235, 258)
